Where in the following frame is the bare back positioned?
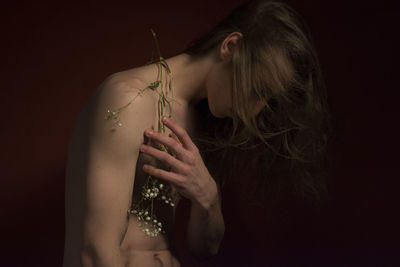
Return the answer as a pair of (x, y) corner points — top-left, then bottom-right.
(63, 65), (196, 267)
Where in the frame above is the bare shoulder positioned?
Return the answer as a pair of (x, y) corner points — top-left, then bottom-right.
(66, 69), (159, 190)
(98, 71), (156, 110)
(69, 71), (157, 143)
(101, 70), (151, 94)
(66, 72), (159, 174)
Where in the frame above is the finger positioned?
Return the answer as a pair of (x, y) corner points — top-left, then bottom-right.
(168, 132), (181, 145)
(162, 116), (197, 152)
(168, 133), (182, 157)
(144, 129), (187, 160)
(142, 163), (184, 186)
(140, 144), (187, 173)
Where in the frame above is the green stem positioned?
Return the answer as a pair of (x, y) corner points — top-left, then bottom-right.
(151, 28), (163, 62)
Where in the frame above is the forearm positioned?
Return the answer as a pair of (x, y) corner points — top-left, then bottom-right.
(186, 185), (225, 260)
(81, 245), (125, 267)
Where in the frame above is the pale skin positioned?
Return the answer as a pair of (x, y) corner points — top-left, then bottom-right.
(63, 31), (266, 267)
(136, 31), (265, 260)
(140, 116), (224, 259)
(141, 117), (217, 209)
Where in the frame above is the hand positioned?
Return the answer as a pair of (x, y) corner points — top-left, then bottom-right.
(139, 116), (217, 209)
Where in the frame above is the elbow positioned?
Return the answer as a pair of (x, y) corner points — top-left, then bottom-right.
(190, 245), (220, 263)
(189, 237), (223, 262)
(187, 226), (225, 262)
(210, 243), (221, 256)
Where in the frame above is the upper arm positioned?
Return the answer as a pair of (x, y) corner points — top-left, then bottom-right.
(64, 74), (155, 263)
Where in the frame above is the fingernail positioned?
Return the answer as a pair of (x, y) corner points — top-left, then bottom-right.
(162, 116), (168, 123)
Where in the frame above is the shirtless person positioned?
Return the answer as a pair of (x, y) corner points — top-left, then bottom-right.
(62, 28), (266, 266)
(62, 0), (329, 265)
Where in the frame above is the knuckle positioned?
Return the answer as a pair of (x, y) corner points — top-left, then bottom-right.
(154, 168), (162, 177)
(182, 165), (191, 175)
(166, 155), (175, 166)
(187, 154), (196, 165)
(176, 177), (185, 187)
(177, 128), (186, 138)
(162, 151), (172, 162)
(168, 139), (178, 147)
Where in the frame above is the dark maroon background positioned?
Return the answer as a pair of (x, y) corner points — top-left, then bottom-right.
(1, 0), (399, 266)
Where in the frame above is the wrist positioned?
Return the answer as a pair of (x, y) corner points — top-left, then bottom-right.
(193, 181), (219, 211)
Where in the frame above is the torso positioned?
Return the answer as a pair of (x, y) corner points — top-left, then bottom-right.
(64, 62), (201, 267)
(115, 64), (199, 267)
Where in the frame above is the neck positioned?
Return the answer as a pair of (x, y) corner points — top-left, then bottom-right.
(133, 52), (215, 134)
(159, 53), (212, 107)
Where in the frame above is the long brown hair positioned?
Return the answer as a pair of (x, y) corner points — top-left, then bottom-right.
(183, 0), (333, 209)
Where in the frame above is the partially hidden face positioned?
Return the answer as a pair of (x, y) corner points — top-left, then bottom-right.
(206, 60), (265, 119)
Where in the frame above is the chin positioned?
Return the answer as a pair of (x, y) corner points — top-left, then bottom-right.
(210, 111), (223, 118)
(207, 100), (230, 118)
(212, 111), (230, 119)
(208, 103), (219, 118)
(209, 107), (225, 118)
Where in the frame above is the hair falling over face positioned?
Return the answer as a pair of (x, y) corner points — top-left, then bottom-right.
(182, 0), (334, 209)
